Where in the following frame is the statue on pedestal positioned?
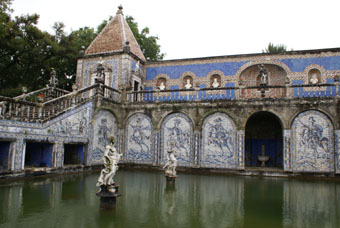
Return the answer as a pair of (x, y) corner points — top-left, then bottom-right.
(97, 136), (122, 190)
(163, 141), (177, 180)
(258, 64), (268, 85)
(96, 136), (122, 208)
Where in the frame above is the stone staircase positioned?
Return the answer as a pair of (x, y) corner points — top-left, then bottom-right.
(0, 83), (121, 123)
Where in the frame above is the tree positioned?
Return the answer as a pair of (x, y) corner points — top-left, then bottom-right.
(0, 0), (56, 96)
(97, 15), (165, 61)
(0, 1), (164, 96)
(263, 43), (291, 53)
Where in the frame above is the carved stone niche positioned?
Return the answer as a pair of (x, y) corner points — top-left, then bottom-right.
(183, 76), (193, 89)
(210, 74), (221, 88)
(157, 77), (167, 90)
(308, 69), (321, 85)
(240, 64), (287, 98)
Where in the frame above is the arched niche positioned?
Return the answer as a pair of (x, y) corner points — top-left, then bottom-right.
(201, 112), (237, 168)
(160, 113), (193, 167)
(125, 113), (153, 164)
(90, 110), (118, 164)
(239, 64), (287, 98)
(291, 110), (334, 172)
(183, 75), (193, 89)
(245, 111), (283, 168)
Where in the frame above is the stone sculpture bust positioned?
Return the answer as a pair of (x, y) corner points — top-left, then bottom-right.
(212, 78), (220, 88)
(159, 82), (166, 90)
(96, 136), (122, 188)
(184, 79), (192, 89)
(310, 73), (319, 84)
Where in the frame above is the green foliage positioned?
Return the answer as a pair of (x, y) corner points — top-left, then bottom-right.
(263, 43), (291, 53)
(0, 1), (163, 97)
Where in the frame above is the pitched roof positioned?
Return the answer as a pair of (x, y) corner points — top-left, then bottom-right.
(85, 6), (146, 62)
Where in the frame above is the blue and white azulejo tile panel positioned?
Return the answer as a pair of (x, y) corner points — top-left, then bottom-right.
(291, 110), (334, 172)
(90, 110), (117, 164)
(161, 113), (193, 167)
(201, 112), (237, 168)
(125, 113), (153, 164)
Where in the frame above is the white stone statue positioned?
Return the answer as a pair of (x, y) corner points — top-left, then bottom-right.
(310, 73), (319, 84)
(212, 78), (220, 88)
(163, 142), (177, 177)
(159, 82), (166, 90)
(97, 136), (122, 187)
(259, 64), (268, 84)
(184, 79), (192, 89)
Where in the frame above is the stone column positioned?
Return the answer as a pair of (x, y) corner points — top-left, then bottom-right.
(12, 138), (25, 171)
(283, 129), (292, 172)
(54, 141), (64, 169)
(237, 130), (245, 170)
(153, 130), (160, 165)
(335, 130), (340, 174)
(193, 131), (200, 167)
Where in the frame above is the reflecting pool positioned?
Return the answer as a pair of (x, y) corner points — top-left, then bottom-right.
(0, 171), (339, 228)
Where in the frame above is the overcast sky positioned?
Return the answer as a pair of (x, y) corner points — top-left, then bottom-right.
(11, 0), (340, 60)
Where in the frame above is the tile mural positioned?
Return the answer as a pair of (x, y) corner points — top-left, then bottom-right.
(201, 112), (237, 168)
(89, 110), (118, 164)
(161, 113), (193, 166)
(125, 113), (153, 164)
(291, 110), (334, 172)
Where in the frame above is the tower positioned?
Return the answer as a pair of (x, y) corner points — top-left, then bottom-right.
(75, 6), (146, 94)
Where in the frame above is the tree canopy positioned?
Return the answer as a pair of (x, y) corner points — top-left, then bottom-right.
(263, 43), (292, 53)
(0, 0), (164, 97)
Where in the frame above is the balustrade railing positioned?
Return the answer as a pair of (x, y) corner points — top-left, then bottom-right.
(103, 85), (121, 103)
(126, 82), (340, 104)
(14, 87), (70, 102)
(0, 84), (99, 122)
(1, 82), (339, 122)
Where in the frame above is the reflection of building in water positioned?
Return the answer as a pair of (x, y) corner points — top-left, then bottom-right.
(0, 184), (23, 225)
(199, 176), (244, 228)
(283, 180), (338, 228)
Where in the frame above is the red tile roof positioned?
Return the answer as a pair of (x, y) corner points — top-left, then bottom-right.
(85, 6), (146, 62)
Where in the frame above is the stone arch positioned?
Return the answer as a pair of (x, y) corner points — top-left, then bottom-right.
(125, 113), (153, 164)
(291, 110), (334, 172)
(241, 109), (286, 129)
(303, 64), (326, 83)
(90, 110), (118, 164)
(88, 61), (113, 95)
(160, 112), (194, 167)
(235, 60), (291, 84)
(155, 74), (170, 90)
(201, 112), (238, 168)
(245, 111), (284, 167)
(288, 108), (336, 130)
(180, 71), (197, 89)
(238, 63), (288, 98)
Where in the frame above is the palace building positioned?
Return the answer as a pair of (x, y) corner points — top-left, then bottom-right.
(1, 6), (340, 177)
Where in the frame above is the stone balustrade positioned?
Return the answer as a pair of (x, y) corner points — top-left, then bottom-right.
(126, 82), (340, 103)
(14, 87), (70, 103)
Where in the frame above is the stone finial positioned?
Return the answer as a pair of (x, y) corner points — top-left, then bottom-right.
(117, 5), (123, 14)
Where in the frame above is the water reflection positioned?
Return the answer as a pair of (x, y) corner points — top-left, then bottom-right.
(0, 171), (339, 228)
(0, 183), (23, 226)
(283, 180), (340, 228)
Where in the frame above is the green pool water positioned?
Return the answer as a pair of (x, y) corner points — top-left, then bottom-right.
(0, 170), (339, 228)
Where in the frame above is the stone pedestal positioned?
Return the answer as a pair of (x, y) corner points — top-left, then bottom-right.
(96, 184), (121, 209)
(165, 175), (176, 185)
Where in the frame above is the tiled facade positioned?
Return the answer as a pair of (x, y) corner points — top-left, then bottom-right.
(2, 7), (340, 176)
